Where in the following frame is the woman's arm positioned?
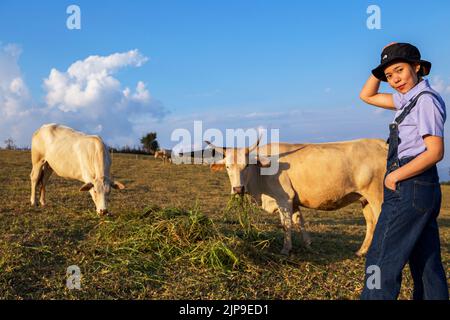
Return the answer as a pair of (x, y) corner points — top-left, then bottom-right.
(384, 135), (444, 190)
(359, 74), (396, 110)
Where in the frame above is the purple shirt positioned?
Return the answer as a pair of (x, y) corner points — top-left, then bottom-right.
(392, 79), (446, 160)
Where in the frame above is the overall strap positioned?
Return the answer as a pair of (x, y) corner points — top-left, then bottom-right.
(394, 91), (440, 125)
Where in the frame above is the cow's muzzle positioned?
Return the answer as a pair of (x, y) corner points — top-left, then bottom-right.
(233, 186), (245, 195)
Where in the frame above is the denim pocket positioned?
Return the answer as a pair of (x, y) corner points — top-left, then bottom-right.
(413, 180), (437, 213)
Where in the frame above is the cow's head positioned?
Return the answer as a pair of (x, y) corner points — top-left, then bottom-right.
(79, 176), (125, 215)
(206, 139), (271, 196)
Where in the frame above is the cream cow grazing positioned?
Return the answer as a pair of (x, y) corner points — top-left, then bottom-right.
(154, 149), (172, 164)
(30, 124), (125, 215)
(207, 138), (387, 256)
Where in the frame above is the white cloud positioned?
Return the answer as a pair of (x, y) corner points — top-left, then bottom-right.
(430, 75), (450, 95)
(68, 50), (147, 79)
(0, 43), (33, 133)
(128, 81), (151, 103)
(0, 44), (168, 148)
(43, 49), (151, 113)
(0, 49), (52, 144)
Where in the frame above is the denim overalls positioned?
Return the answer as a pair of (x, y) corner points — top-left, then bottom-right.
(361, 91), (449, 300)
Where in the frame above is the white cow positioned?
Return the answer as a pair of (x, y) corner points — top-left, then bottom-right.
(30, 124), (125, 215)
(154, 149), (172, 164)
(207, 138), (387, 256)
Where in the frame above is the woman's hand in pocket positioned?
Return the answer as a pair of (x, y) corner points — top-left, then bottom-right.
(385, 172), (399, 191)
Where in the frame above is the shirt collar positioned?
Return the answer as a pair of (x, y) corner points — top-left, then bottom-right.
(397, 79), (430, 109)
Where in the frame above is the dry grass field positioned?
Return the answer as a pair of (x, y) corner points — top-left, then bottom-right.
(0, 149), (448, 299)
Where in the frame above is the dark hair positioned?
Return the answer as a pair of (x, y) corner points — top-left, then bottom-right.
(410, 62), (425, 78)
(417, 65), (425, 78)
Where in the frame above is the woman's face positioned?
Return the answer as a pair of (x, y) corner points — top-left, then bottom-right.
(384, 62), (421, 94)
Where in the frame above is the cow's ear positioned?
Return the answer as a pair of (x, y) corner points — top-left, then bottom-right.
(112, 181), (126, 190)
(257, 156), (271, 168)
(79, 182), (94, 192)
(210, 163), (225, 172)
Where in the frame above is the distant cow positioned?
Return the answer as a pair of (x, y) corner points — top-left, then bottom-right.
(207, 138), (387, 256)
(154, 149), (172, 164)
(30, 124), (125, 215)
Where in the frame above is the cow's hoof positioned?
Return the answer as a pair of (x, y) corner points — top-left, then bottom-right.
(99, 211), (114, 218)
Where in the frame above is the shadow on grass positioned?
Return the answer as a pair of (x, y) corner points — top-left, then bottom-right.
(222, 226), (364, 267)
(308, 216), (366, 226)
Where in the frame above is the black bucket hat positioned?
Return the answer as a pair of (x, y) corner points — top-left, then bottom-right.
(372, 43), (431, 82)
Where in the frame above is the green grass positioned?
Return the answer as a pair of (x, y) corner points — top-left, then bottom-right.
(0, 150), (448, 299)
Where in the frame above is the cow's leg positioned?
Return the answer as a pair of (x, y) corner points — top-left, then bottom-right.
(356, 199), (375, 257)
(278, 200), (294, 255)
(357, 187), (383, 256)
(39, 163), (53, 207)
(30, 156), (45, 207)
(293, 208), (312, 247)
(367, 195), (382, 226)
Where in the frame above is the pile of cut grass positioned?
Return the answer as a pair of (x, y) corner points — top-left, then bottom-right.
(224, 194), (276, 250)
(82, 205), (241, 280)
(69, 197), (284, 299)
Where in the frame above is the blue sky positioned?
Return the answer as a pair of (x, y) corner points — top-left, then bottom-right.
(1, 0), (450, 179)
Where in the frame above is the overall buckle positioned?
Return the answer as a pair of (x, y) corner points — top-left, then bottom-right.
(389, 162), (399, 172)
(389, 122), (398, 130)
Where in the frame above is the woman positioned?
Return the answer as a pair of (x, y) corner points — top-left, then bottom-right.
(359, 42), (448, 300)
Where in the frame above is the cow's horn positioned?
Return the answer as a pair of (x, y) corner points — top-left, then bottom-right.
(246, 134), (261, 154)
(205, 141), (226, 155)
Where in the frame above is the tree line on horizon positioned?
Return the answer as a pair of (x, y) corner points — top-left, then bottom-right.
(1, 132), (161, 155)
(2, 135), (450, 184)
